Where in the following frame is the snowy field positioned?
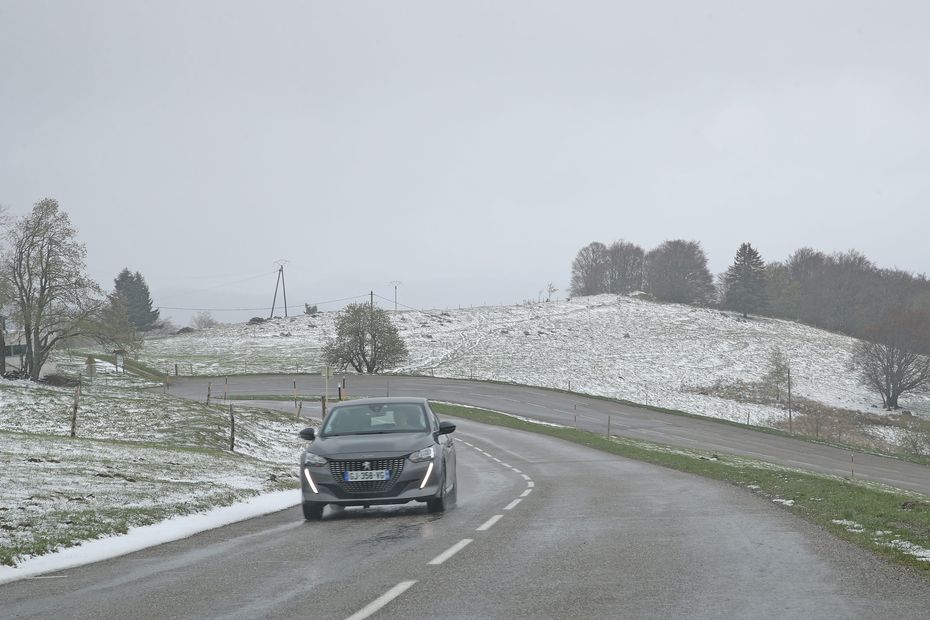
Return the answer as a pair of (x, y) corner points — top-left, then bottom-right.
(137, 294), (930, 426)
(0, 363), (305, 568)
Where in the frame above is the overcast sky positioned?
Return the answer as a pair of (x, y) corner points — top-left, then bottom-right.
(2, 1), (928, 325)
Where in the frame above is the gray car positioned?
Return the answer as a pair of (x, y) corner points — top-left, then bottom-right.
(298, 397), (457, 520)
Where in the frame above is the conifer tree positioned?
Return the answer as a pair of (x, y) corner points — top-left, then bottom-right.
(113, 268), (160, 331)
(724, 242), (767, 317)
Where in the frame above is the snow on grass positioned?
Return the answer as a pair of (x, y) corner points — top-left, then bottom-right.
(134, 295), (930, 427)
(885, 539), (930, 562)
(0, 489), (300, 584)
(833, 519), (866, 533)
(831, 520), (930, 562)
(0, 377), (307, 570)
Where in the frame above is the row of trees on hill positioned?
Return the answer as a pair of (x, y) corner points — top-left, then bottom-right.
(0, 199), (160, 379)
(569, 238), (930, 408)
(569, 239), (716, 304)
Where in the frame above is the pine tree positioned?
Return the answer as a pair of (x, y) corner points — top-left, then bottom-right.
(113, 268), (160, 331)
(724, 243), (767, 317)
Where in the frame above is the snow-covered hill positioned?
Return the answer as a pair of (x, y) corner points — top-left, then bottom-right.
(138, 294), (930, 426)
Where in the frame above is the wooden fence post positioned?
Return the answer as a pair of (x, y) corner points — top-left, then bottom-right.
(229, 405), (235, 452)
(70, 385), (80, 438)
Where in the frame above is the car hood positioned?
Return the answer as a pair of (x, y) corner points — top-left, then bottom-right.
(308, 432), (432, 459)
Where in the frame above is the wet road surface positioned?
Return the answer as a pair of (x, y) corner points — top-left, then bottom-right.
(5, 416), (930, 618)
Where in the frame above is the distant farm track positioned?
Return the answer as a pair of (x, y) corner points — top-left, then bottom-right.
(172, 374), (930, 495)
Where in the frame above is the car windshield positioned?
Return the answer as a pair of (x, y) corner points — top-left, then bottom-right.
(322, 403), (428, 436)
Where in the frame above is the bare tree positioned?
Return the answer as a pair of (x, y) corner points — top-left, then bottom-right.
(2, 199), (105, 380)
(850, 309), (930, 409)
(0, 205), (9, 375)
(763, 346), (790, 401)
(546, 282), (558, 302)
(190, 311), (219, 329)
(605, 241), (645, 294)
(569, 242), (609, 296)
(323, 302), (408, 373)
(643, 239), (715, 305)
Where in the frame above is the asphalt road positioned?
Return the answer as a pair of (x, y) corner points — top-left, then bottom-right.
(5, 418), (930, 619)
(171, 374), (930, 495)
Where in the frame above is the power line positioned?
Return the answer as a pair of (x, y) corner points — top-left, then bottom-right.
(371, 293), (446, 320)
(155, 270), (278, 304)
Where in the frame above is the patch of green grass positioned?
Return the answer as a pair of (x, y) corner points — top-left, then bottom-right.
(432, 402), (930, 572)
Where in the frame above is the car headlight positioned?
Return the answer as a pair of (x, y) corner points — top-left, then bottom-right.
(409, 446), (435, 463)
(302, 452), (327, 467)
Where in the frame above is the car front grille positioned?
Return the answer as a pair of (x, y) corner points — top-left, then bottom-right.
(329, 457), (407, 493)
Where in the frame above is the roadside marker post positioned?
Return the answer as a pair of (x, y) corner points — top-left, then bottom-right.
(70, 385), (80, 438)
(229, 405), (235, 452)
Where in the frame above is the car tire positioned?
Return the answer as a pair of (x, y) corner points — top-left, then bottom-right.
(427, 468), (447, 513)
(302, 501), (324, 520)
(448, 470), (457, 505)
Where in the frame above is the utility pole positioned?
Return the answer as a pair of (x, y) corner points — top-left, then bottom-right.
(281, 265), (288, 317)
(389, 281), (401, 311)
(269, 261), (290, 318)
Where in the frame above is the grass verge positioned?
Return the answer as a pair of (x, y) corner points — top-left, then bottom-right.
(432, 402), (930, 573)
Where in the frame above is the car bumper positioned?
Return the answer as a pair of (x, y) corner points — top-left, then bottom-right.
(301, 459), (441, 506)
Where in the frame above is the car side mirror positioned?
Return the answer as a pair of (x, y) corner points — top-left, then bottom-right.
(299, 427), (316, 441)
(437, 421), (456, 435)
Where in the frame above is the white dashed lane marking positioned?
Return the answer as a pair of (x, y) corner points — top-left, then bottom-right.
(428, 539), (474, 565)
(346, 581), (417, 620)
(477, 515), (504, 531)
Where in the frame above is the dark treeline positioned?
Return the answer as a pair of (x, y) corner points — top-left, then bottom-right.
(569, 240), (930, 354)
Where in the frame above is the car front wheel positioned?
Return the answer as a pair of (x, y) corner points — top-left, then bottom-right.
(427, 468), (448, 513)
(302, 501), (324, 520)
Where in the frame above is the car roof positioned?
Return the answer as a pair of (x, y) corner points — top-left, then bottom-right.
(330, 397), (430, 409)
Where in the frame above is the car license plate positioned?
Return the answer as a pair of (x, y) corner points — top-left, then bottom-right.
(345, 470), (391, 482)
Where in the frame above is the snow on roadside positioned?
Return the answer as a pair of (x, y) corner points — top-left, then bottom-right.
(0, 490), (300, 584)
